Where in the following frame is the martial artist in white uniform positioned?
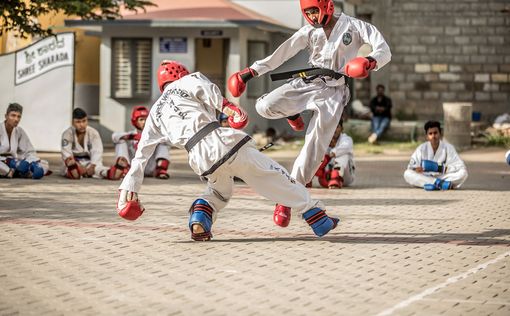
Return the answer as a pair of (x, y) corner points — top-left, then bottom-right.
(327, 121), (355, 188)
(110, 106), (171, 180)
(61, 108), (108, 179)
(117, 60), (339, 241)
(0, 103), (48, 179)
(228, 0), (391, 226)
(404, 121), (468, 190)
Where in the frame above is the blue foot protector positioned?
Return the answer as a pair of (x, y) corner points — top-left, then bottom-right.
(302, 208), (339, 237)
(30, 162), (44, 179)
(424, 184), (438, 191)
(188, 199), (214, 241)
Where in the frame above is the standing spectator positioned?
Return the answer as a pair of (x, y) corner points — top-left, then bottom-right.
(368, 84), (392, 144)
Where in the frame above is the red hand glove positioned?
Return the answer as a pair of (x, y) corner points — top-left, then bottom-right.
(345, 57), (377, 79)
(227, 68), (256, 97)
(222, 98), (249, 129)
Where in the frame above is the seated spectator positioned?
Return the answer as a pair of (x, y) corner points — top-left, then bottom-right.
(108, 106), (171, 180)
(61, 108), (109, 179)
(0, 103), (49, 179)
(404, 121), (468, 190)
(310, 119), (355, 189)
(218, 112), (230, 127)
(368, 84), (392, 144)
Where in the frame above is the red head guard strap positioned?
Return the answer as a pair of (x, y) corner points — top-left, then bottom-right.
(300, 0), (334, 27)
(157, 60), (190, 92)
(131, 106), (149, 128)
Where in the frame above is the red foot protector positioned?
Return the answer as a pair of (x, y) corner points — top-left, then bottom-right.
(273, 204), (291, 227)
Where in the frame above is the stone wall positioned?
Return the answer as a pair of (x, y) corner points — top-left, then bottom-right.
(356, 0), (510, 121)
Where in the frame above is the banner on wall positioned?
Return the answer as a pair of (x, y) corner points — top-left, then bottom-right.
(0, 32), (75, 152)
(15, 33), (74, 85)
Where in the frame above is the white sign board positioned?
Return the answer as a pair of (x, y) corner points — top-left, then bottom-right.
(0, 32), (75, 152)
(15, 33), (74, 85)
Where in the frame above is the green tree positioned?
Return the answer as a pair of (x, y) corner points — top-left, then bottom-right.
(1, 0), (155, 38)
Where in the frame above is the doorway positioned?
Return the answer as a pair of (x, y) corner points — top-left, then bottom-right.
(195, 38), (229, 95)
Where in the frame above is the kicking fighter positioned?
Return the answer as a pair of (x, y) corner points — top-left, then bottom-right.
(228, 0), (391, 227)
(0, 103), (48, 179)
(116, 60), (339, 241)
(404, 121), (468, 190)
(61, 108), (109, 179)
(108, 106), (171, 180)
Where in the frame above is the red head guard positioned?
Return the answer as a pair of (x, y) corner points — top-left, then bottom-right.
(131, 106), (149, 128)
(157, 60), (190, 92)
(300, 0), (334, 27)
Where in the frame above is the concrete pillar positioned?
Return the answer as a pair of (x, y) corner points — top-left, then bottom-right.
(442, 102), (472, 149)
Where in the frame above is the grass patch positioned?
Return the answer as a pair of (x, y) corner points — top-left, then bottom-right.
(485, 135), (510, 147)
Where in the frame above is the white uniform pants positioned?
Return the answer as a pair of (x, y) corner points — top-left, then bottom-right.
(199, 143), (323, 222)
(331, 155), (355, 187)
(256, 78), (350, 184)
(403, 169), (468, 189)
(115, 141), (170, 176)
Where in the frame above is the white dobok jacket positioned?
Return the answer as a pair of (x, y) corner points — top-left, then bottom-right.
(407, 140), (467, 176)
(61, 126), (105, 167)
(119, 72), (252, 193)
(0, 122), (40, 162)
(250, 12), (392, 84)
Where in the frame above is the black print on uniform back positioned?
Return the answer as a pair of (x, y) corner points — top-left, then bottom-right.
(168, 88), (191, 99)
(169, 99), (188, 120)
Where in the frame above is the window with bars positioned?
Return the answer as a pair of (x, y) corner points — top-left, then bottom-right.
(112, 38), (152, 99)
(247, 41), (268, 98)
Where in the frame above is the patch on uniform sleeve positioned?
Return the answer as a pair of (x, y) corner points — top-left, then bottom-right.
(342, 32), (352, 45)
(62, 139), (69, 147)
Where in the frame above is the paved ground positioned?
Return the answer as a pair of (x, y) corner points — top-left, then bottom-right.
(0, 146), (509, 316)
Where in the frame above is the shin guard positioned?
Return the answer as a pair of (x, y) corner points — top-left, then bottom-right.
(154, 158), (170, 179)
(188, 199), (214, 241)
(327, 169), (343, 189)
(65, 158), (85, 179)
(302, 208), (339, 237)
(106, 158), (130, 180)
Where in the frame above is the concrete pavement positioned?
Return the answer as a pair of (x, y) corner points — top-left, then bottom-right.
(0, 147), (509, 315)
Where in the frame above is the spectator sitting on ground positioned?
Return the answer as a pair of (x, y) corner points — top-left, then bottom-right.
(0, 103), (49, 179)
(403, 120), (468, 191)
(60, 108), (109, 179)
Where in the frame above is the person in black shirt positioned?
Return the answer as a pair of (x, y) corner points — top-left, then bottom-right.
(368, 84), (392, 144)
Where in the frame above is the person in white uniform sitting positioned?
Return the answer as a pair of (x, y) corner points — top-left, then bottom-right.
(116, 60), (340, 241)
(0, 103), (49, 179)
(312, 119), (355, 189)
(108, 106), (171, 180)
(228, 0), (391, 227)
(61, 108), (109, 179)
(404, 121), (468, 190)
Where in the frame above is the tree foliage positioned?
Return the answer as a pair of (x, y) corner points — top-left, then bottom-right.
(1, 0), (155, 38)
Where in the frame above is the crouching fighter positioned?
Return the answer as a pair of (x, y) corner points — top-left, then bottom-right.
(61, 108), (109, 179)
(116, 60), (339, 240)
(108, 106), (171, 180)
(0, 103), (49, 179)
(404, 121), (468, 190)
(311, 119), (355, 189)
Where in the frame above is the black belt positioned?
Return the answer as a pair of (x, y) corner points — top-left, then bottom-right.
(201, 135), (252, 177)
(270, 67), (346, 81)
(185, 121), (220, 152)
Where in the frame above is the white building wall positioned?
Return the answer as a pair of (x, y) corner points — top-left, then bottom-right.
(231, 0), (304, 29)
